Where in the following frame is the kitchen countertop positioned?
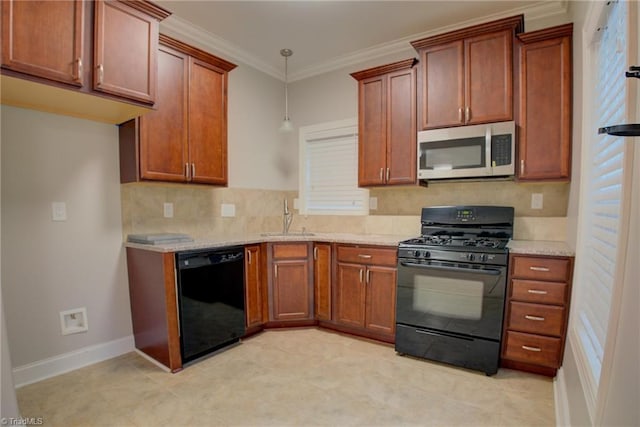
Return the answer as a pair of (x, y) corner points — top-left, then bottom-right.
(507, 240), (575, 257)
(124, 232), (412, 253)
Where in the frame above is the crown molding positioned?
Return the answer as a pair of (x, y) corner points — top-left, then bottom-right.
(161, 1), (569, 83)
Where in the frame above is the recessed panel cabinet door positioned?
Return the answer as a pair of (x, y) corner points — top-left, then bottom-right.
(272, 260), (311, 321)
(365, 265), (397, 336)
(420, 41), (464, 129)
(189, 58), (228, 185)
(245, 245), (264, 328)
(386, 68), (417, 185)
(139, 46), (188, 181)
(465, 30), (513, 125)
(314, 243), (332, 321)
(336, 263), (366, 328)
(1, 0), (84, 86)
(358, 75), (387, 186)
(94, 0), (158, 103)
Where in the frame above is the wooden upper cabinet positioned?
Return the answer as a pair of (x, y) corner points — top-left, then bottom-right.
(139, 44), (189, 182)
(93, 0), (162, 104)
(517, 24), (573, 181)
(351, 58), (417, 187)
(1, 0), (85, 86)
(411, 15), (523, 130)
(119, 34), (236, 185)
(189, 58), (228, 185)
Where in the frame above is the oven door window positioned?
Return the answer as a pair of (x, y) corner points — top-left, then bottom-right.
(419, 137), (486, 171)
(396, 261), (506, 341)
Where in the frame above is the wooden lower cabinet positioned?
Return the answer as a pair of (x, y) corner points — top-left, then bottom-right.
(267, 242), (314, 325)
(126, 247), (182, 372)
(334, 244), (397, 342)
(244, 244), (267, 334)
(314, 243), (332, 322)
(501, 254), (574, 376)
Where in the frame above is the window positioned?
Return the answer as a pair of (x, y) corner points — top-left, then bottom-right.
(298, 119), (368, 215)
(570, 0), (635, 421)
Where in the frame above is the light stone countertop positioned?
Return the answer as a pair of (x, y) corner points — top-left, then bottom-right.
(507, 240), (575, 257)
(124, 232), (412, 253)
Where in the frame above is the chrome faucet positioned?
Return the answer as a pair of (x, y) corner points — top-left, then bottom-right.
(283, 198), (293, 235)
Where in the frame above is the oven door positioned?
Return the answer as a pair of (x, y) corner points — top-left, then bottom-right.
(396, 258), (507, 341)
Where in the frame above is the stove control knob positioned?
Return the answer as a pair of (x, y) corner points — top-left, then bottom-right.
(479, 254), (488, 262)
(424, 251), (430, 259)
(414, 250), (422, 258)
(467, 253), (475, 261)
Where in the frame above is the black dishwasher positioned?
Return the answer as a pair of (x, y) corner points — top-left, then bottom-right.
(176, 246), (245, 363)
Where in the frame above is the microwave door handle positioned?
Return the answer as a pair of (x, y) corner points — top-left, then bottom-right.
(486, 127), (492, 171)
(400, 261), (502, 276)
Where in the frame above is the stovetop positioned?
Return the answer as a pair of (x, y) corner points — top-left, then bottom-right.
(401, 235), (509, 250)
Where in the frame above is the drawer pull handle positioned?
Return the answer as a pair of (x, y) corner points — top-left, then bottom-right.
(527, 289), (548, 295)
(529, 266), (550, 272)
(522, 345), (542, 352)
(525, 315), (545, 321)
(358, 254), (372, 259)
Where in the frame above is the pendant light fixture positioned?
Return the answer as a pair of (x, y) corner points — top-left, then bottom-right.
(279, 48), (293, 132)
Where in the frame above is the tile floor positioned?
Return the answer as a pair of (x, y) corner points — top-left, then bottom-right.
(17, 328), (555, 426)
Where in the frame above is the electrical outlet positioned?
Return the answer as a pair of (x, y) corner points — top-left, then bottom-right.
(221, 203), (236, 217)
(369, 197), (378, 210)
(531, 193), (544, 210)
(163, 202), (174, 218)
(52, 202), (67, 221)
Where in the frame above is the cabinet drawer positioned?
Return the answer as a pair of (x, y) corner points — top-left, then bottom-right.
(511, 279), (567, 305)
(336, 245), (397, 267)
(503, 331), (562, 368)
(272, 243), (309, 259)
(508, 301), (565, 336)
(512, 256), (570, 281)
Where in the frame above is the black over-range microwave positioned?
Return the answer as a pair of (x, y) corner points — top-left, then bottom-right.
(417, 121), (515, 181)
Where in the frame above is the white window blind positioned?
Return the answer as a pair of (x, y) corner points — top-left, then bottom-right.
(572, 0), (628, 416)
(299, 119), (368, 215)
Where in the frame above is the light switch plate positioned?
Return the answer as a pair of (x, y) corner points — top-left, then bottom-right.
(221, 203), (236, 217)
(52, 202), (67, 221)
(163, 202), (174, 218)
(531, 193), (543, 210)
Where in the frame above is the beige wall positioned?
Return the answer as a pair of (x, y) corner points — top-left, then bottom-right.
(1, 106), (131, 366)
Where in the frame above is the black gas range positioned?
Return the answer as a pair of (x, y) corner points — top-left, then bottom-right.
(395, 205), (514, 375)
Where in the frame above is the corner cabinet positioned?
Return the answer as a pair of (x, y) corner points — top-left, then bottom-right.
(517, 24), (573, 181)
(501, 254), (574, 376)
(119, 34), (237, 185)
(334, 245), (397, 342)
(351, 59), (417, 187)
(267, 242), (314, 325)
(0, 0), (170, 123)
(411, 15), (523, 130)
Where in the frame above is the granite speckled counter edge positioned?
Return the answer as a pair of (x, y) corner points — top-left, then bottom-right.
(507, 240), (575, 257)
(124, 233), (412, 253)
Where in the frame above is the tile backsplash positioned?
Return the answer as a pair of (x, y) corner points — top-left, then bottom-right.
(121, 181), (569, 242)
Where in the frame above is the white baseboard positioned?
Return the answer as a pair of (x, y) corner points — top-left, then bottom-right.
(12, 335), (134, 388)
(554, 366), (571, 427)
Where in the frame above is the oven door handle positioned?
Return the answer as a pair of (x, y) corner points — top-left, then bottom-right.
(399, 261), (502, 276)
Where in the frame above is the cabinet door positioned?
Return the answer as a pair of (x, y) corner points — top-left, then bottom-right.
(1, 0), (84, 86)
(518, 31), (572, 181)
(365, 265), (397, 336)
(358, 75), (387, 186)
(245, 245), (263, 329)
(386, 67), (417, 185)
(465, 29), (513, 125)
(189, 58), (228, 185)
(93, 0), (158, 103)
(335, 263), (366, 328)
(139, 45), (188, 182)
(314, 243), (332, 321)
(272, 260), (311, 321)
(419, 41), (464, 129)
